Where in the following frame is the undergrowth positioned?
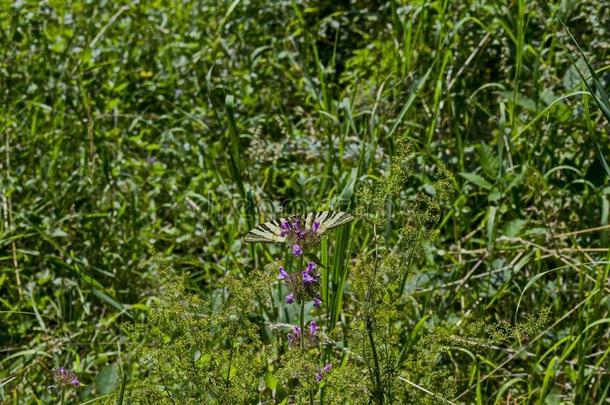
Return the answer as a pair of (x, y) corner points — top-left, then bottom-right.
(1, 0), (610, 404)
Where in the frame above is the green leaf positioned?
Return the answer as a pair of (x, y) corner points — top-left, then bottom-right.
(503, 219), (527, 237)
(96, 363), (119, 395)
(459, 172), (493, 190)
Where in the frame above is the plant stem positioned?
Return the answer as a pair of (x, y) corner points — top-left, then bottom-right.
(298, 255), (305, 349)
(367, 224), (383, 404)
(300, 298), (305, 349)
(367, 319), (383, 404)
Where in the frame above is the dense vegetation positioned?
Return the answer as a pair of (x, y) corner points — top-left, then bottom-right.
(1, 0), (609, 403)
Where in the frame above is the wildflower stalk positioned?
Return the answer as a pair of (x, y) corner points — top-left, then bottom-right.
(298, 255), (305, 349)
(367, 223), (384, 404)
(226, 339), (234, 387)
(367, 320), (383, 404)
(300, 299), (305, 349)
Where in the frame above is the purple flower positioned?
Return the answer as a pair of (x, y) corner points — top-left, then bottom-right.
(316, 363), (333, 382)
(285, 293), (295, 304)
(309, 320), (318, 336)
(306, 262), (316, 273)
(277, 216), (324, 252)
(313, 296), (322, 308)
(302, 261), (317, 285)
(294, 218), (302, 233)
(302, 271), (316, 285)
(280, 220), (291, 237)
(287, 325), (301, 346)
(291, 244), (303, 257)
(278, 266), (289, 280)
(53, 367), (80, 388)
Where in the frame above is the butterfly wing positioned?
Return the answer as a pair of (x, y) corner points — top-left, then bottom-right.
(243, 211), (354, 243)
(312, 211), (354, 234)
(243, 218), (287, 243)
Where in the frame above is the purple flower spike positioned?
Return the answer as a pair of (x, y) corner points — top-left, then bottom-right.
(278, 266), (289, 280)
(309, 320), (318, 336)
(312, 221), (320, 234)
(70, 378), (80, 387)
(313, 296), (322, 308)
(323, 363), (332, 373)
(316, 372), (323, 382)
(286, 293), (295, 304)
(291, 244), (303, 257)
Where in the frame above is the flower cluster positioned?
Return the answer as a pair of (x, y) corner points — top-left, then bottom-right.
(316, 363), (333, 382)
(53, 367), (80, 387)
(280, 217), (321, 256)
(287, 321), (319, 347)
(278, 262), (321, 308)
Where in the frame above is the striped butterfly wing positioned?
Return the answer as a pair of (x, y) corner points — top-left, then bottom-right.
(305, 211), (354, 234)
(243, 217), (288, 243)
(243, 211), (354, 243)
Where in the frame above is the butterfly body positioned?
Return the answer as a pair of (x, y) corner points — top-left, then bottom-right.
(243, 211), (354, 244)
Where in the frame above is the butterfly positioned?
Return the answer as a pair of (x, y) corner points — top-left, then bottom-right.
(243, 211), (354, 244)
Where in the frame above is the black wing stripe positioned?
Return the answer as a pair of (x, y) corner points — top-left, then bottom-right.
(265, 221), (281, 233)
(243, 228), (274, 242)
(317, 211), (330, 225)
(325, 212), (354, 229)
(324, 212), (339, 228)
(252, 227), (273, 237)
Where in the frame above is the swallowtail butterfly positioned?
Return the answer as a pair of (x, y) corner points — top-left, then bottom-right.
(243, 211), (354, 243)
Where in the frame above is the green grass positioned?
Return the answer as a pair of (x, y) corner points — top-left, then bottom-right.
(1, 0), (609, 403)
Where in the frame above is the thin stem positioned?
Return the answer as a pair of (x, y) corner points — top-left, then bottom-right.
(226, 340), (234, 387)
(366, 224), (383, 404)
(298, 255), (305, 349)
(367, 320), (383, 404)
(300, 299), (305, 349)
